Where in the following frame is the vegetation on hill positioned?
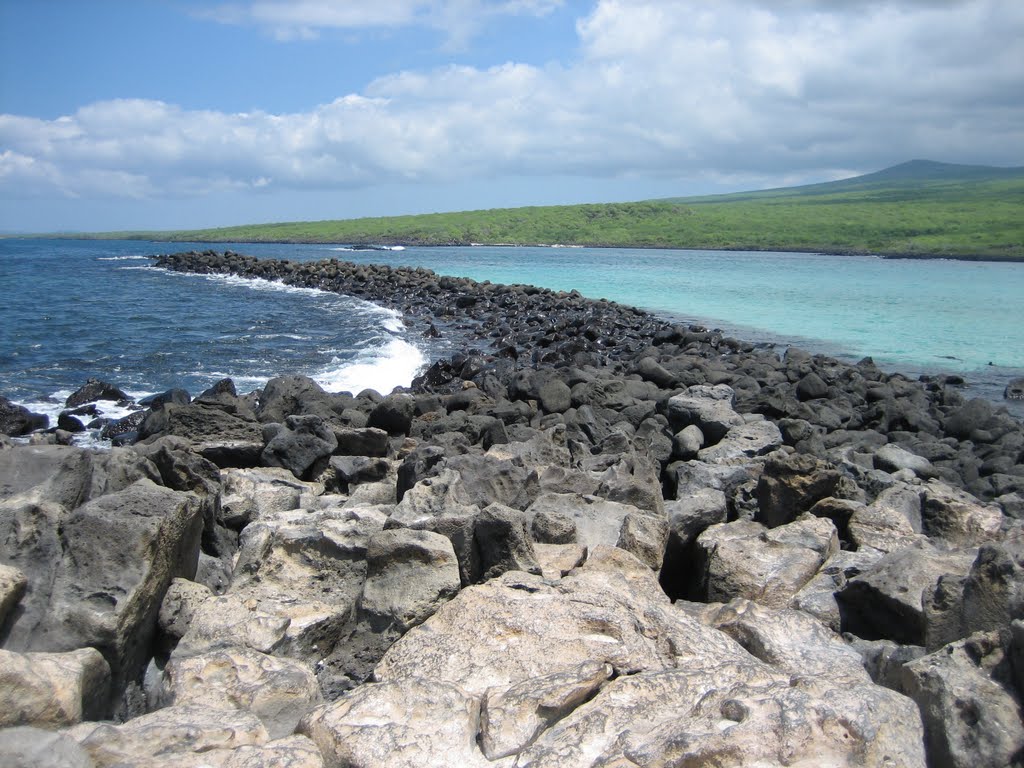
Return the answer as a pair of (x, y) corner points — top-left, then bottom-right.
(84, 160), (1024, 260)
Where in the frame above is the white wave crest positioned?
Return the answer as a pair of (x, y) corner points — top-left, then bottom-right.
(314, 337), (426, 396)
(97, 255), (151, 261)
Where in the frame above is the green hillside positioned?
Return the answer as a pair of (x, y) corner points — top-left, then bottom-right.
(89, 160), (1024, 260)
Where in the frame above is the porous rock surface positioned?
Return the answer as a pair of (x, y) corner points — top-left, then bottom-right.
(1, 250), (1022, 767)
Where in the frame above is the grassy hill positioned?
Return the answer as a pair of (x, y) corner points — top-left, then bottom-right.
(90, 160), (1024, 260)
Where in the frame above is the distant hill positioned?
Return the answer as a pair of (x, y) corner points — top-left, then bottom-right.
(665, 159), (1024, 203)
(74, 160), (1024, 261)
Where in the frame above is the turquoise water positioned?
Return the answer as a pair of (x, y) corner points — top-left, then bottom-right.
(352, 246), (1024, 375)
(1, 240), (1021, 424)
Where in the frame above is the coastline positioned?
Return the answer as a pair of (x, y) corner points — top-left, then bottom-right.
(22, 233), (1024, 263)
(1, 250), (1023, 765)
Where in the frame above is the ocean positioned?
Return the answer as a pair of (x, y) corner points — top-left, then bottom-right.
(2, 238), (1022, 435)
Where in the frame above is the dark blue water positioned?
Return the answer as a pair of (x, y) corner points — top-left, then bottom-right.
(2, 238), (1021, 434)
(0, 239), (427, 427)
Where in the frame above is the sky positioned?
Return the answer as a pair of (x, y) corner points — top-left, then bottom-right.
(0, 0), (1021, 233)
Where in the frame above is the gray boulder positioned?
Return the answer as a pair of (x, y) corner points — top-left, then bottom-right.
(755, 452), (845, 528)
(902, 630), (1024, 768)
(666, 384), (743, 443)
(837, 543), (977, 645)
(616, 512), (669, 571)
(256, 374), (338, 424)
(2, 479), (203, 709)
(474, 503), (541, 581)
(0, 396), (48, 436)
(386, 468), (481, 585)
(357, 528), (461, 634)
(137, 401), (263, 467)
(261, 414), (338, 479)
(696, 418), (783, 463)
(695, 516), (838, 608)
(1005, 377), (1024, 400)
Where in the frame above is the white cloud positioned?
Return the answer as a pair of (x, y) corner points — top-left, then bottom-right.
(201, 0), (564, 43)
(2, 0), (1021, 205)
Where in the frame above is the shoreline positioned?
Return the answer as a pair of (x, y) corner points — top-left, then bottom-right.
(6, 234), (1023, 263)
(2, 250), (1023, 765)
(145, 250), (1023, 501)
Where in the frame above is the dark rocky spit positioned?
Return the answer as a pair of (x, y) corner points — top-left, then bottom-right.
(1, 250), (1022, 767)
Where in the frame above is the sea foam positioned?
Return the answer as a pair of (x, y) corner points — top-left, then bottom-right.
(315, 337), (427, 396)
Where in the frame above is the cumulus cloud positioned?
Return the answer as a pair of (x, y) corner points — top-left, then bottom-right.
(2, 0), (1021, 203)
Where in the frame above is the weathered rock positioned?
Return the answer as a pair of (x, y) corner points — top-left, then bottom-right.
(755, 452), (845, 528)
(875, 443), (935, 477)
(65, 378), (129, 408)
(301, 677), (488, 768)
(374, 546), (749, 695)
(68, 704), (323, 767)
(634, 356), (676, 388)
(924, 530), (1024, 651)
(493, 428), (573, 470)
(443, 453), (538, 510)
(795, 371), (829, 401)
(1005, 377), (1024, 400)
(138, 402), (263, 468)
(902, 630), (1024, 768)
(474, 503), (541, 581)
(0, 443), (160, 512)
(616, 511), (669, 570)
(538, 378), (572, 414)
(526, 493), (649, 552)
(696, 418), (783, 463)
(328, 454), (390, 492)
(228, 505), (387, 659)
(159, 647), (323, 739)
(256, 375), (337, 425)
(219, 466), (309, 529)
(872, 482), (925, 532)
(333, 426), (389, 457)
(530, 508), (577, 544)
(695, 516), (838, 608)
(480, 660), (613, 760)
(0, 726), (95, 768)
(666, 384), (744, 443)
(357, 527), (461, 634)
(595, 453), (664, 515)
(172, 593), (291, 657)
(920, 479), (1003, 547)
(0, 396), (48, 436)
(260, 414), (338, 479)
(367, 394), (415, 435)
(944, 398), (995, 440)
(0, 561), (27, 630)
(0, 647), (110, 727)
(385, 468), (480, 584)
(848, 501), (926, 554)
(703, 598), (871, 684)
(837, 543), (977, 645)
(2, 479), (203, 708)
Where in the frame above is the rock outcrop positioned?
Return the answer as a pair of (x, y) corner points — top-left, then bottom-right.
(2, 250), (1022, 767)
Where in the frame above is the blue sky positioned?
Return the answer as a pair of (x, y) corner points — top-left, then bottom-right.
(1, 0), (1021, 232)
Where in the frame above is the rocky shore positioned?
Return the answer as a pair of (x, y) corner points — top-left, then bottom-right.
(1, 250), (1023, 767)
